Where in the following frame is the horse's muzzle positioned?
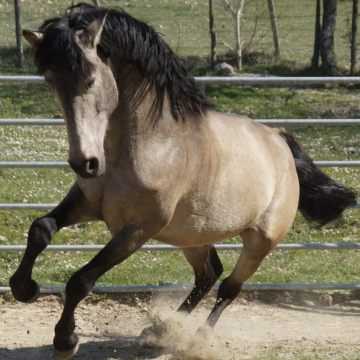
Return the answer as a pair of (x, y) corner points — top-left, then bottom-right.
(68, 157), (103, 178)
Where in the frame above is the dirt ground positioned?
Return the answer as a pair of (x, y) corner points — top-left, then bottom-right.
(1, 291), (360, 360)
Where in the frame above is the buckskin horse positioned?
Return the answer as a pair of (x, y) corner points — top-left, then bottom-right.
(9, 3), (357, 359)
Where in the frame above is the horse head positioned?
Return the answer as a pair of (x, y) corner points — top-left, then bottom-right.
(23, 12), (118, 178)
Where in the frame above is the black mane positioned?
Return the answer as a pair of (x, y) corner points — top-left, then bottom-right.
(33, 3), (213, 122)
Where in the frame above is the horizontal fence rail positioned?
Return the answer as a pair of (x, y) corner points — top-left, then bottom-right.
(195, 76), (360, 86)
(1, 283), (360, 294)
(1, 243), (360, 252)
(0, 204), (58, 210)
(1, 75), (360, 294)
(1, 202), (359, 211)
(2, 75), (360, 86)
(1, 161), (359, 168)
(2, 119), (360, 126)
(0, 162), (69, 168)
(0, 119), (65, 125)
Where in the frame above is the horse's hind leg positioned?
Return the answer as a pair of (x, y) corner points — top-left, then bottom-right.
(198, 170), (299, 333)
(178, 245), (223, 313)
(201, 228), (278, 331)
(199, 217), (296, 334)
(139, 245), (223, 344)
(9, 183), (97, 303)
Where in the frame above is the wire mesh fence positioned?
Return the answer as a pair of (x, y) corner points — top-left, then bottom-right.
(0, 0), (359, 73)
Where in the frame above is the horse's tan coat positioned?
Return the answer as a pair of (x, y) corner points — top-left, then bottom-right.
(20, 19), (301, 358)
(35, 33), (300, 281)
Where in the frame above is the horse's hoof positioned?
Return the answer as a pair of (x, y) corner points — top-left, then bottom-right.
(25, 280), (40, 304)
(10, 279), (40, 303)
(195, 325), (212, 340)
(137, 323), (168, 349)
(53, 342), (79, 360)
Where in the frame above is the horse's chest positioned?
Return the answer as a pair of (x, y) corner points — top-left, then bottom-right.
(78, 177), (107, 215)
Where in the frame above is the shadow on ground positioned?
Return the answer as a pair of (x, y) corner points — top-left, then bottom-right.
(0, 335), (170, 360)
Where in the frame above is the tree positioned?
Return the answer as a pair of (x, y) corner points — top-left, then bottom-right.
(311, 0), (321, 73)
(350, 0), (359, 75)
(320, 0), (339, 75)
(14, 0), (23, 67)
(222, 0), (245, 70)
(209, 0), (217, 69)
(267, 0), (280, 57)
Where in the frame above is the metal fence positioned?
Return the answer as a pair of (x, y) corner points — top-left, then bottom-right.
(0, 75), (359, 294)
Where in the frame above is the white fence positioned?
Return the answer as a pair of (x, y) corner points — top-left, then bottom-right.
(0, 76), (359, 294)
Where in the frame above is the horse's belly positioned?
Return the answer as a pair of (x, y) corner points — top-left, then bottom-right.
(154, 196), (263, 247)
(154, 223), (245, 247)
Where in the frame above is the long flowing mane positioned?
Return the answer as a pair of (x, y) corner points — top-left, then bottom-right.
(33, 2), (213, 122)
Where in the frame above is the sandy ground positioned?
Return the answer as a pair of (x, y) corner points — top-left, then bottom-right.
(1, 292), (360, 360)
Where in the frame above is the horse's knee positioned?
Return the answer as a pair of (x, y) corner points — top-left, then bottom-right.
(28, 217), (57, 252)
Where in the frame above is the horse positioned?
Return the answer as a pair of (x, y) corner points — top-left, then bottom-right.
(9, 3), (357, 359)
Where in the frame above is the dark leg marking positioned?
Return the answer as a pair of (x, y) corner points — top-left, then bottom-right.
(53, 226), (148, 355)
(178, 245), (223, 313)
(205, 277), (243, 328)
(9, 183), (96, 303)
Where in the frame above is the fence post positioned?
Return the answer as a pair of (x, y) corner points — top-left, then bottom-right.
(267, 0), (280, 58)
(209, 0), (216, 70)
(351, 0), (358, 75)
(14, 0), (23, 68)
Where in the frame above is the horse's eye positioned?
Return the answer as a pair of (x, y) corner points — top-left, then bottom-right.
(86, 80), (95, 89)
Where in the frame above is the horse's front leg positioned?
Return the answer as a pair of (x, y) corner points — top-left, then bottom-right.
(9, 182), (97, 303)
(52, 224), (153, 360)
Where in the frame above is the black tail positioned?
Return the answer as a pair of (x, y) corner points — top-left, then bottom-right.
(281, 131), (357, 225)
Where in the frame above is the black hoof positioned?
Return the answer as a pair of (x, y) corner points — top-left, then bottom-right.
(10, 279), (40, 303)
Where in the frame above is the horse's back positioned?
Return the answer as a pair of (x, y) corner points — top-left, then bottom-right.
(155, 111), (299, 247)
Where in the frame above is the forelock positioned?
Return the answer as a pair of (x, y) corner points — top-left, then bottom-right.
(33, 17), (95, 79)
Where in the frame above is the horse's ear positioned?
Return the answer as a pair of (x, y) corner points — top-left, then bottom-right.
(88, 13), (107, 47)
(23, 30), (43, 47)
(78, 13), (107, 48)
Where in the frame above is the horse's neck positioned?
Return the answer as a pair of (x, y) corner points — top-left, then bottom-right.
(106, 58), (204, 159)
(105, 60), (211, 187)
(108, 58), (169, 133)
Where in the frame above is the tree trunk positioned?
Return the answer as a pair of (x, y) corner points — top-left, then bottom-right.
(267, 0), (280, 57)
(311, 0), (321, 73)
(209, 0), (216, 69)
(235, 1), (244, 70)
(14, 0), (23, 67)
(320, 0), (338, 75)
(351, 0), (358, 75)
(93, 0), (100, 6)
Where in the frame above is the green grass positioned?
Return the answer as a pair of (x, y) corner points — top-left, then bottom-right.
(0, 0), (359, 293)
(248, 343), (360, 360)
(0, 84), (359, 289)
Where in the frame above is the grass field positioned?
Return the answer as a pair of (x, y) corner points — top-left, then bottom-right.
(0, 0), (359, 292)
(0, 83), (359, 289)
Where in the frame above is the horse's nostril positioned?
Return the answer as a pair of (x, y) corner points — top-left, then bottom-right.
(88, 157), (99, 173)
(69, 158), (101, 178)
